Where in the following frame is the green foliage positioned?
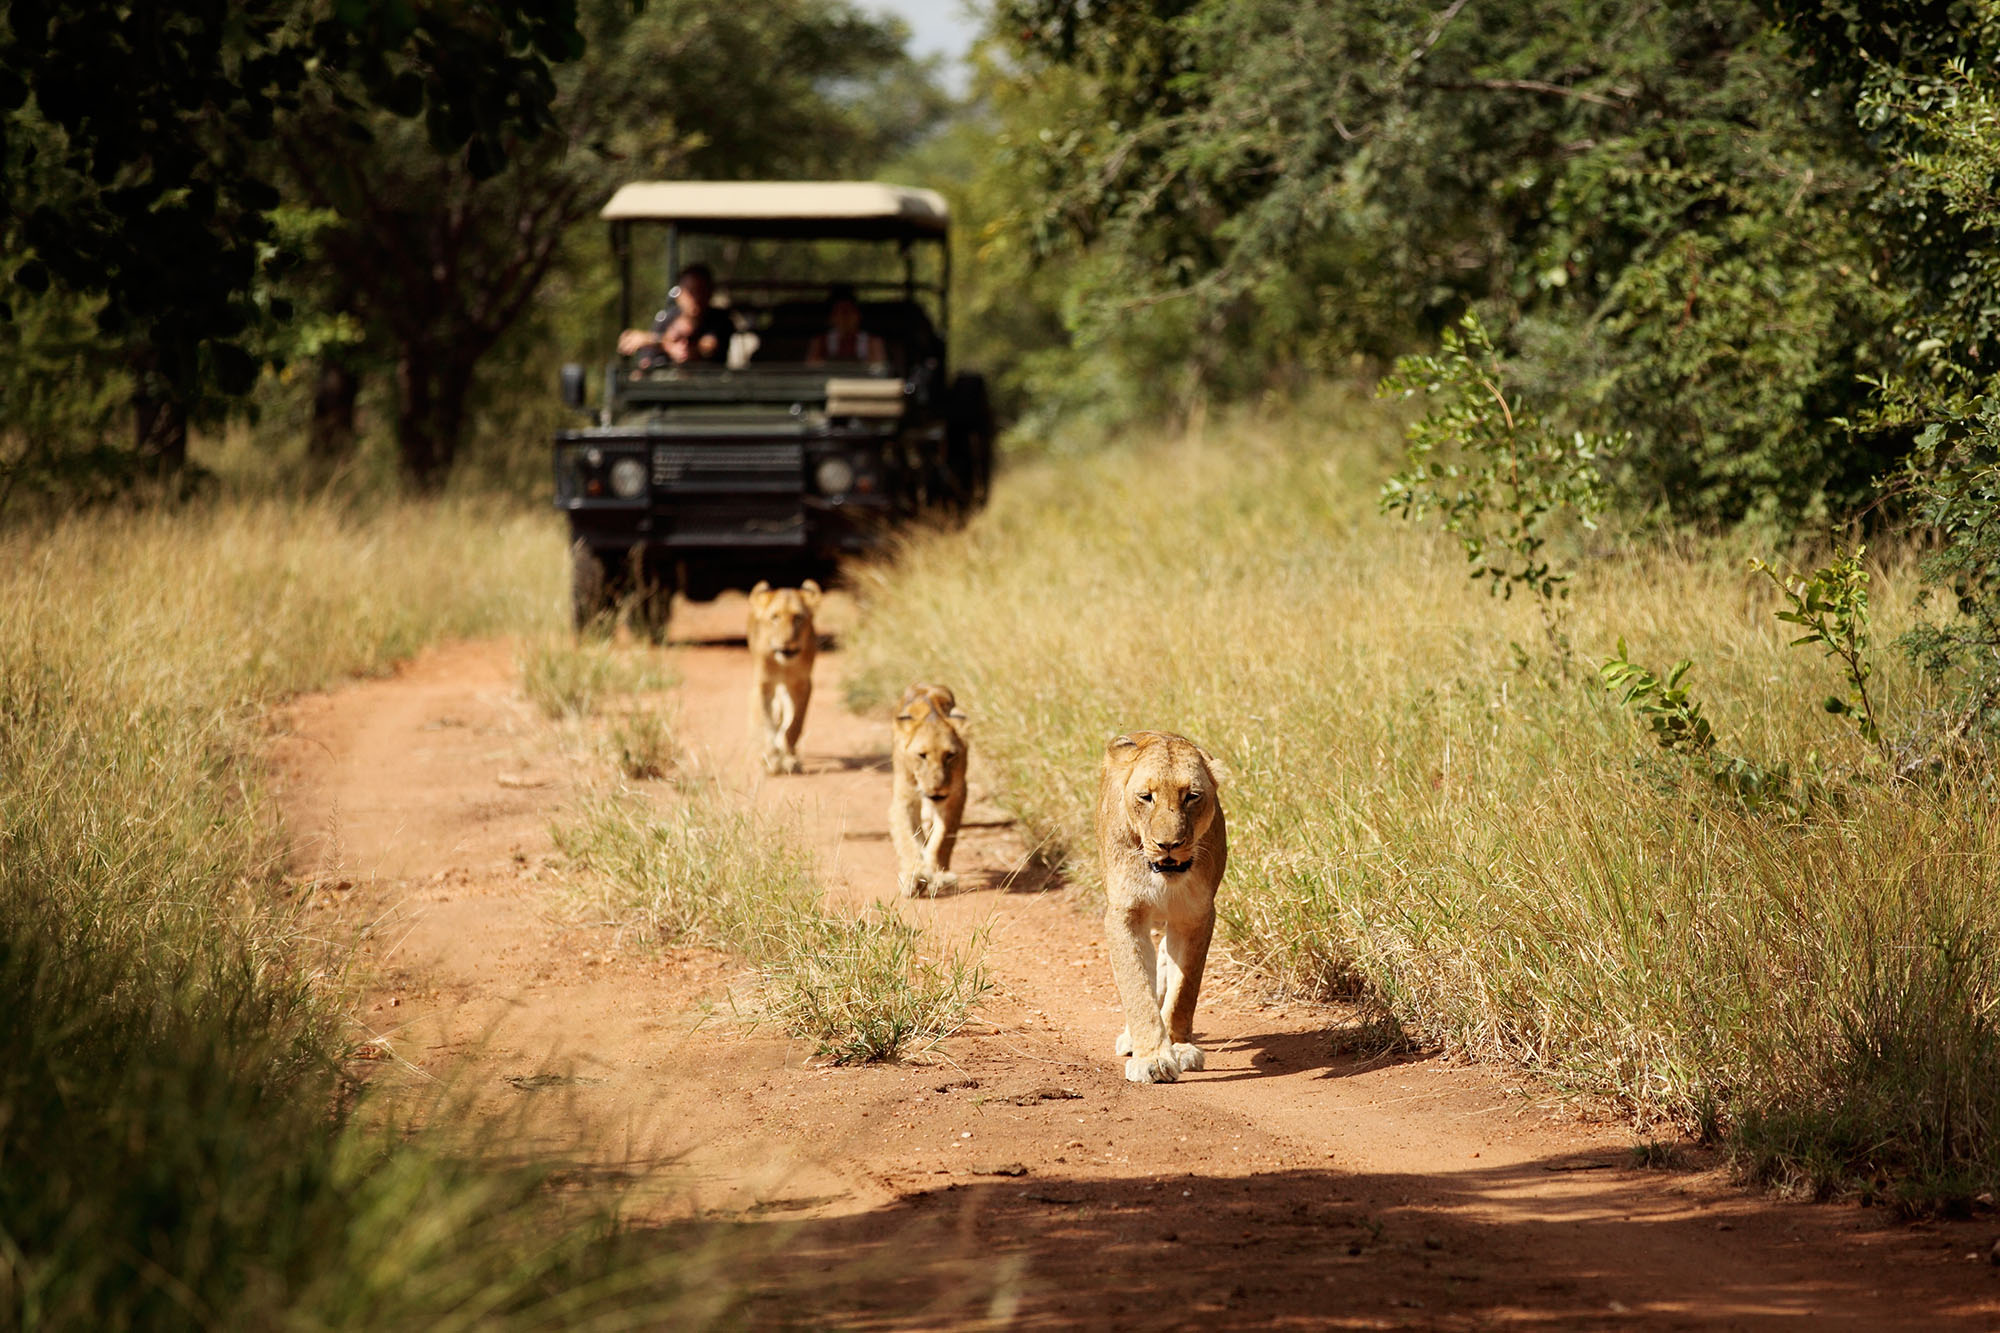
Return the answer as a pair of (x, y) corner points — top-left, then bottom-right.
(1380, 313), (1615, 653)
(988, 0), (1902, 522)
(1601, 641), (1793, 808)
(1601, 644), (1718, 757)
(1753, 548), (1886, 755)
(0, 0), (585, 464)
(1790, 20), (2000, 751)
(1897, 409), (2000, 748)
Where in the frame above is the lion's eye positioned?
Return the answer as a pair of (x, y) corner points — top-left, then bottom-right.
(1184, 791), (1201, 805)
(1137, 792), (1154, 805)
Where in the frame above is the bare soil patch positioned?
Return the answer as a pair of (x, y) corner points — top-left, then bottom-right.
(272, 596), (2000, 1328)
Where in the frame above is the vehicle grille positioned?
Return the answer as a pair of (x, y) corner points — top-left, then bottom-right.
(651, 441), (802, 493)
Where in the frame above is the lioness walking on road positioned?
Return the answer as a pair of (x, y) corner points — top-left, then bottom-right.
(747, 580), (820, 774)
(888, 683), (968, 897)
(1097, 731), (1227, 1084)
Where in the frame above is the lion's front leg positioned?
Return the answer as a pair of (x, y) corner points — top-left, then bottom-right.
(917, 798), (959, 893)
(1158, 912), (1213, 1072)
(756, 680), (799, 774)
(933, 786), (966, 875)
(889, 787), (926, 897)
(779, 677), (810, 772)
(1106, 903), (1184, 1083)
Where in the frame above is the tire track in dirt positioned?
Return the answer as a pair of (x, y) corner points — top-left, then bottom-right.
(273, 597), (2000, 1329)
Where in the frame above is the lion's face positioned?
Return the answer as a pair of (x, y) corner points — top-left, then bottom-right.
(895, 684), (965, 799)
(898, 714), (965, 798)
(748, 580), (821, 661)
(1108, 732), (1220, 875)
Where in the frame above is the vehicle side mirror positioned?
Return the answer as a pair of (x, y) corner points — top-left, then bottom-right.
(560, 363), (586, 410)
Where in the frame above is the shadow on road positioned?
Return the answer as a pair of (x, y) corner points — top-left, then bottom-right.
(606, 1155), (1990, 1331)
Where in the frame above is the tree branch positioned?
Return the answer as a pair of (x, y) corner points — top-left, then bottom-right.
(1419, 77), (1634, 107)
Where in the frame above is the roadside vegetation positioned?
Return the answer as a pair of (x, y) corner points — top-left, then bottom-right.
(554, 748), (989, 1066)
(519, 634), (677, 721)
(0, 499), (761, 1324)
(847, 393), (2000, 1208)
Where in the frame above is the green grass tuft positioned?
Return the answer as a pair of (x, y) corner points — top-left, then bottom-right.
(519, 635), (675, 720)
(556, 779), (987, 1063)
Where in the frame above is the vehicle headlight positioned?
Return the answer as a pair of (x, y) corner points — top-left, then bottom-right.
(608, 456), (647, 498)
(815, 457), (855, 496)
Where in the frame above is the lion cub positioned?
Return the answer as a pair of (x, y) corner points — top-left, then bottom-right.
(889, 684), (969, 897)
(1096, 731), (1228, 1084)
(746, 579), (821, 775)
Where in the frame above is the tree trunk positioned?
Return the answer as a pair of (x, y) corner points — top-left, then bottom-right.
(308, 356), (361, 464)
(131, 348), (187, 476)
(395, 344), (476, 492)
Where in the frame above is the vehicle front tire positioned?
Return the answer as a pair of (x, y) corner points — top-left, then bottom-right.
(945, 372), (994, 513)
(571, 541), (614, 636)
(628, 555), (676, 645)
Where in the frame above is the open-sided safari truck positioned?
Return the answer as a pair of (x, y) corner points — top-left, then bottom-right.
(555, 181), (992, 636)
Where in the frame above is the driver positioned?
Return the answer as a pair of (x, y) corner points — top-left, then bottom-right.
(618, 262), (734, 367)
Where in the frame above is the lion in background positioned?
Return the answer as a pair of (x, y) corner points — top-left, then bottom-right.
(746, 580), (821, 775)
(1096, 730), (1228, 1084)
(889, 683), (968, 897)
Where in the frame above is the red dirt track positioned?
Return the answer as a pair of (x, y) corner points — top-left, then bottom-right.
(273, 593), (2000, 1329)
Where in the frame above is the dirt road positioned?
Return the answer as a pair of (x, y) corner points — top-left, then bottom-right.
(273, 594), (2000, 1329)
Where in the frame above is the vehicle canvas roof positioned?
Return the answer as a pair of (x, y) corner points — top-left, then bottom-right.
(600, 181), (949, 240)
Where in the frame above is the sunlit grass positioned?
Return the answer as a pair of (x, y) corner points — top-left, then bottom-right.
(846, 388), (1999, 1205)
(0, 496), (741, 1325)
(556, 777), (989, 1064)
(519, 633), (677, 720)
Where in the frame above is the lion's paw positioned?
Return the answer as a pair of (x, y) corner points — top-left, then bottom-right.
(930, 870), (959, 893)
(1124, 1051), (1182, 1084)
(778, 753), (803, 775)
(898, 871), (925, 899)
(1115, 1029), (1133, 1056)
(1169, 1043), (1205, 1073)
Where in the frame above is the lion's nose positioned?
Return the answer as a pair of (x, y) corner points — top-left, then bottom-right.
(1154, 835), (1183, 852)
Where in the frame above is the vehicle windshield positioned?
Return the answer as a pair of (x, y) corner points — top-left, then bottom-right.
(620, 227), (947, 375)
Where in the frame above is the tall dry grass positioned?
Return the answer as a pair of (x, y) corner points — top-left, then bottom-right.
(0, 498), (741, 1326)
(845, 391), (2000, 1205)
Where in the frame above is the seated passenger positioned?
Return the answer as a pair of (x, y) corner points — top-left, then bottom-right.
(618, 262), (734, 368)
(806, 285), (887, 367)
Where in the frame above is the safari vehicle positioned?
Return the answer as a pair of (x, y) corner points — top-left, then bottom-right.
(555, 180), (992, 635)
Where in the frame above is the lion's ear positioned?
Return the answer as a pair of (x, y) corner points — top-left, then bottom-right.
(947, 707), (968, 722)
(1197, 747), (1232, 788)
(749, 580), (772, 605)
(799, 579), (823, 611)
(1107, 733), (1140, 754)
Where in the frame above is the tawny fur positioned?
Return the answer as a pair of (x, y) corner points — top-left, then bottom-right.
(1095, 731), (1227, 1084)
(746, 580), (821, 775)
(888, 683), (968, 897)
